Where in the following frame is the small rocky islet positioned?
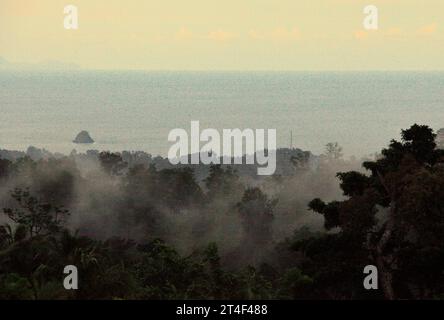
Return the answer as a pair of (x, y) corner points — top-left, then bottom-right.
(73, 131), (95, 144)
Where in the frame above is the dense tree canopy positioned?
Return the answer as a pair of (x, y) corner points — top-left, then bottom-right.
(1, 124), (444, 299)
(307, 124), (444, 299)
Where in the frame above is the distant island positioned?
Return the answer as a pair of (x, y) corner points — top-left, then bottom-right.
(73, 130), (95, 144)
(0, 56), (81, 70)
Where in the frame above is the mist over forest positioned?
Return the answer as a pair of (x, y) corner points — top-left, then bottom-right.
(1, 125), (444, 299)
(0, 145), (359, 255)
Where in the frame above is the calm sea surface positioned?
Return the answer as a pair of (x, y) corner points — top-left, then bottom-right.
(1, 71), (443, 157)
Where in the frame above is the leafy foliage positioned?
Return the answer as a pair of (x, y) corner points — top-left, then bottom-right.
(1, 125), (444, 299)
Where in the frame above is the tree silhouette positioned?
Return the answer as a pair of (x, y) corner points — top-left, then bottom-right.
(307, 124), (444, 299)
(3, 188), (69, 238)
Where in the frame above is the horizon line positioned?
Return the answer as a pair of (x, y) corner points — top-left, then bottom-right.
(2, 68), (444, 73)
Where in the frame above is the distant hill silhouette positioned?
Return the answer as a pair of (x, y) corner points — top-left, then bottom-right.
(0, 56), (80, 70)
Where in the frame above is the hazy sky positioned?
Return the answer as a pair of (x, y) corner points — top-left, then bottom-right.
(1, 0), (443, 70)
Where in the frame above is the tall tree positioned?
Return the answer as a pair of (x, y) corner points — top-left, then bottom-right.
(307, 124), (444, 299)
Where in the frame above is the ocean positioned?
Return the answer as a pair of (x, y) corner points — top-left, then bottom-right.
(1, 71), (443, 157)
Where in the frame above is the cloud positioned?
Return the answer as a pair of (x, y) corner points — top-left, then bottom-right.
(270, 27), (300, 40)
(416, 23), (437, 36)
(206, 29), (237, 42)
(384, 27), (403, 37)
(354, 24), (437, 41)
(354, 30), (369, 40)
(249, 27), (300, 41)
(2, 1), (43, 17)
(354, 27), (406, 40)
(175, 27), (194, 40)
(248, 30), (263, 40)
(174, 28), (236, 42)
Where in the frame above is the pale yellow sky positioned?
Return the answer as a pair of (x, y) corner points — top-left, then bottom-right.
(0, 0), (443, 70)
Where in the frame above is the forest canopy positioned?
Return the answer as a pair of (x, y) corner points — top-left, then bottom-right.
(1, 124), (444, 300)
